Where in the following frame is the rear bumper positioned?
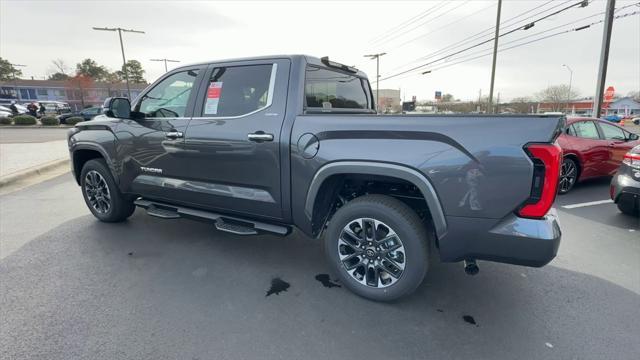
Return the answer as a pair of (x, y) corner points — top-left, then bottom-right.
(611, 173), (640, 202)
(437, 209), (561, 267)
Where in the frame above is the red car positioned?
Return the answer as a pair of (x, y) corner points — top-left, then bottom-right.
(556, 117), (640, 193)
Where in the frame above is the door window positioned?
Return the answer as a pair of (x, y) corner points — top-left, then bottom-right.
(599, 122), (626, 140)
(137, 69), (199, 118)
(571, 121), (600, 139)
(201, 64), (275, 117)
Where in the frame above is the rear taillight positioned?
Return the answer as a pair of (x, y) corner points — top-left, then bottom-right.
(518, 143), (562, 219)
(622, 152), (640, 169)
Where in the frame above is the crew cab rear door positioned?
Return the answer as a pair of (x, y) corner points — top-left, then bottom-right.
(182, 59), (290, 220)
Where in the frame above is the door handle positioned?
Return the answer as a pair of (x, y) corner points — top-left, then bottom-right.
(247, 132), (274, 142)
(165, 131), (184, 139)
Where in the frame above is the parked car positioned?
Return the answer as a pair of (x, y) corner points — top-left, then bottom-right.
(0, 105), (12, 117)
(610, 145), (640, 215)
(38, 101), (72, 115)
(603, 114), (622, 123)
(59, 107), (103, 124)
(68, 55), (564, 301)
(556, 117), (640, 194)
(0, 101), (28, 114)
(632, 117), (640, 125)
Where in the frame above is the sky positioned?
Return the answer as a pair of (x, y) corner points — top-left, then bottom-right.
(1, 0), (639, 102)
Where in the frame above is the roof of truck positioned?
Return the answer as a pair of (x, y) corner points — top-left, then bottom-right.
(177, 55), (369, 78)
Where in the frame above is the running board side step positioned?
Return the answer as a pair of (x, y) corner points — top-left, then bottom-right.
(134, 199), (290, 236)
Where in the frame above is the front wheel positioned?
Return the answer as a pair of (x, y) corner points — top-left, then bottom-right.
(80, 159), (136, 222)
(616, 195), (639, 216)
(558, 157), (578, 194)
(324, 194), (431, 302)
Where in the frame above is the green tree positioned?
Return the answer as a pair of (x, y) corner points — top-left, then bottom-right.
(48, 72), (70, 81)
(76, 58), (109, 81)
(442, 93), (455, 102)
(116, 60), (146, 84)
(0, 57), (23, 81)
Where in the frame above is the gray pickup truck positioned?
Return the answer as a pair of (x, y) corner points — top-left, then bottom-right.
(68, 55), (563, 301)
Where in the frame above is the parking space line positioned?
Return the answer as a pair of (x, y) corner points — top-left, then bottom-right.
(562, 200), (614, 209)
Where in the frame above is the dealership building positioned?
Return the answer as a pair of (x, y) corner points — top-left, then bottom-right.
(0, 79), (148, 111)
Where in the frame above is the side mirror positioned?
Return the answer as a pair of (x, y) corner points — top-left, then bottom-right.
(628, 133), (639, 141)
(103, 97), (131, 119)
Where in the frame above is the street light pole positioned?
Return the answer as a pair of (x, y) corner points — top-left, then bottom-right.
(364, 53), (386, 113)
(487, 0), (503, 114)
(93, 27), (145, 99)
(593, 0), (615, 118)
(10, 63), (26, 101)
(150, 58), (181, 73)
(562, 64), (573, 114)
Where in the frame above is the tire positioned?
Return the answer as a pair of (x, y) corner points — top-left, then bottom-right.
(616, 195), (639, 216)
(558, 157), (578, 194)
(80, 159), (135, 222)
(324, 194), (431, 302)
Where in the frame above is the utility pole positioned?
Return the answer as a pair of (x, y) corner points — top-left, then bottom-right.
(10, 63), (26, 101)
(488, 0), (503, 114)
(364, 53), (387, 113)
(562, 64), (573, 113)
(593, 0), (615, 118)
(150, 58), (180, 73)
(93, 27), (145, 99)
(478, 89), (482, 112)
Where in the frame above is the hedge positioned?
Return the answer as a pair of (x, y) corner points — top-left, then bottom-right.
(40, 116), (59, 126)
(0, 117), (11, 125)
(12, 115), (37, 125)
(65, 116), (85, 125)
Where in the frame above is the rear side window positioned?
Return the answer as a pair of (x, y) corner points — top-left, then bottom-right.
(305, 67), (370, 110)
(201, 64), (275, 117)
(572, 121), (600, 139)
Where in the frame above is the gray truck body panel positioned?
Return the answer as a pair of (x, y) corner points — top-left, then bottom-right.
(69, 54), (562, 267)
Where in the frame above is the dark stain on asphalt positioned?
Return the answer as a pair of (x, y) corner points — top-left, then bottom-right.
(128, 252), (133, 256)
(463, 315), (478, 326)
(266, 277), (290, 297)
(437, 309), (444, 313)
(315, 274), (341, 288)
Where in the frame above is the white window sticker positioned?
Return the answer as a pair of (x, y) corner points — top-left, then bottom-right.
(205, 82), (223, 114)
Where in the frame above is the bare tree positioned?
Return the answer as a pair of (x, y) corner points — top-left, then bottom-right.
(52, 59), (70, 74)
(536, 85), (580, 112)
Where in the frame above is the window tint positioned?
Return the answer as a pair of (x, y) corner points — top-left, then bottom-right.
(572, 121), (600, 139)
(599, 122), (626, 140)
(138, 69), (199, 118)
(305, 67), (369, 110)
(202, 64), (273, 117)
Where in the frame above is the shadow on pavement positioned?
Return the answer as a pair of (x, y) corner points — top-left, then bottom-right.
(1, 211), (639, 360)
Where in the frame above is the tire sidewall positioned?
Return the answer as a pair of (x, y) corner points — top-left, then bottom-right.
(80, 159), (126, 222)
(324, 197), (428, 302)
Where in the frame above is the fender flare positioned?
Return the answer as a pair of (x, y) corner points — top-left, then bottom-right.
(304, 161), (448, 238)
(70, 142), (117, 184)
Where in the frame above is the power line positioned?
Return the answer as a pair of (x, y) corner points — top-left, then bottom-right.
(419, 10), (640, 75)
(373, 1), (472, 47)
(389, 0), (573, 73)
(380, 0), (590, 82)
(369, 1), (447, 44)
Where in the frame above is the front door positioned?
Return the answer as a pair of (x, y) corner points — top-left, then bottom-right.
(116, 67), (205, 203)
(182, 59), (290, 220)
(597, 122), (635, 174)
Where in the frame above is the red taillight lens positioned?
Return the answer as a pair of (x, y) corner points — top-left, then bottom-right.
(518, 143), (562, 219)
(622, 152), (640, 169)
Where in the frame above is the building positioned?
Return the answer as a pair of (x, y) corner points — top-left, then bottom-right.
(0, 79), (148, 111)
(376, 89), (401, 113)
(607, 97), (640, 117)
(537, 97), (640, 117)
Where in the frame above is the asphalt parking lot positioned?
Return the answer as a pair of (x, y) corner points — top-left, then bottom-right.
(0, 172), (638, 360)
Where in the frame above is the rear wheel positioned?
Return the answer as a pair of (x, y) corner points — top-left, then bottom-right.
(81, 159), (135, 222)
(324, 194), (430, 302)
(558, 157), (578, 194)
